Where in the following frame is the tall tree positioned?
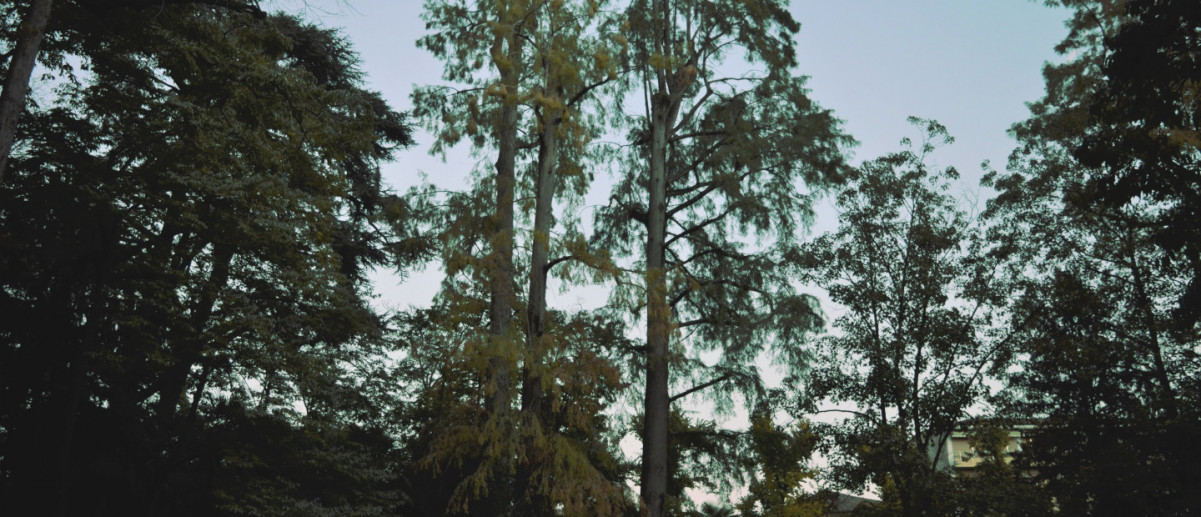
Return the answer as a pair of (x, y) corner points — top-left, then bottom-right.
(0, 0), (266, 182)
(0, 6), (412, 515)
(514, 2), (626, 514)
(988, 1), (1201, 513)
(394, 305), (633, 516)
(414, 1), (627, 513)
(595, 1), (849, 515)
(1015, 0), (1201, 327)
(415, 1), (531, 511)
(797, 121), (1010, 517)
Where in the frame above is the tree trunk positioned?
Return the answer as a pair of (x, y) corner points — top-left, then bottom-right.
(641, 89), (671, 517)
(0, 0), (54, 182)
(1127, 243), (1177, 418)
(482, 4), (524, 513)
(154, 244), (233, 424)
(516, 94), (559, 516)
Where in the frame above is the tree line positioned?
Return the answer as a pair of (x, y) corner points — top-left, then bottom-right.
(0, 0), (1196, 516)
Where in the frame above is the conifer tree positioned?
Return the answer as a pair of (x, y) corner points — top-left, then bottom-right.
(514, 2), (627, 514)
(594, 2), (850, 515)
(415, 1), (531, 510)
(0, 5), (413, 515)
(0, 0), (266, 181)
(414, 1), (628, 513)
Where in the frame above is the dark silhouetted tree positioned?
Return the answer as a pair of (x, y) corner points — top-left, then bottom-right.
(0, 6), (413, 515)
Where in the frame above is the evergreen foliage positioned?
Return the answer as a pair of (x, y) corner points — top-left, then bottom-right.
(1, 0), (1197, 515)
(0, 3), (413, 514)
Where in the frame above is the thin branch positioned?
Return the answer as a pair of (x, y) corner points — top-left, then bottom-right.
(544, 254), (579, 273)
(811, 408), (873, 420)
(670, 373), (734, 403)
(665, 204), (735, 248)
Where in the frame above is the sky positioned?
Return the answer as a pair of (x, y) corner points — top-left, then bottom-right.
(265, 0), (1071, 314)
(260, 0), (1073, 501)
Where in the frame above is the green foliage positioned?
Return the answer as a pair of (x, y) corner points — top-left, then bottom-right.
(594, 3), (851, 510)
(986, 1), (1201, 514)
(663, 410), (746, 515)
(736, 413), (825, 517)
(0, 4), (412, 514)
(410, 1), (632, 514)
(1068, 0), (1201, 325)
(797, 120), (1009, 516)
(939, 422), (1050, 517)
(392, 307), (633, 516)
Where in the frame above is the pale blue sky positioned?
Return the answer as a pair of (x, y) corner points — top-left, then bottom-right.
(273, 2), (1072, 499)
(271, 0), (1070, 310)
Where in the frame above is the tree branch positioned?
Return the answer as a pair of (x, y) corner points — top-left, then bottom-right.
(670, 373), (733, 403)
(544, 254), (578, 273)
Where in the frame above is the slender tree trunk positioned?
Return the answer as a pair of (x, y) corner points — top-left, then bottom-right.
(0, 0), (53, 182)
(640, 2), (691, 513)
(487, 49), (518, 442)
(516, 96), (559, 516)
(641, 90), (671, 517)
(482, 4), (524, 513)
(1127, 246), (1177, 418)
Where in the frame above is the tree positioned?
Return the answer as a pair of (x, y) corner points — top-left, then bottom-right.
(0, 6), (413, 514)
(1067, 0), (1201, 326)
(413, 1), (532, 511)
(512, 4), (625, 514)
(0, 0), (267, 181)
(392, 305), (633, 516)
(988, 1), (1201, 513)
(414, 1), (628, 513)
(0, 0), (54, 181)
(1011, 0), (1201, 327)
(797, 120), (1009, 517)
(736, 411), (826, 517)
(594, 2), (850, 515)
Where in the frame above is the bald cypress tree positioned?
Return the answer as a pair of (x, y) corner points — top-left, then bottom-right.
(594, 1), (850, 515)
(414, 1), (628, 513)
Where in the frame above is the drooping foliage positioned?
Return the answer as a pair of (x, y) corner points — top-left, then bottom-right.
(0, 4), (414, 515)
(409, 1), (630, 514)
(593, 1), (851, 514)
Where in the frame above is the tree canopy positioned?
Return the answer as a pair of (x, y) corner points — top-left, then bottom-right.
(1, 0), (1198, 515)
